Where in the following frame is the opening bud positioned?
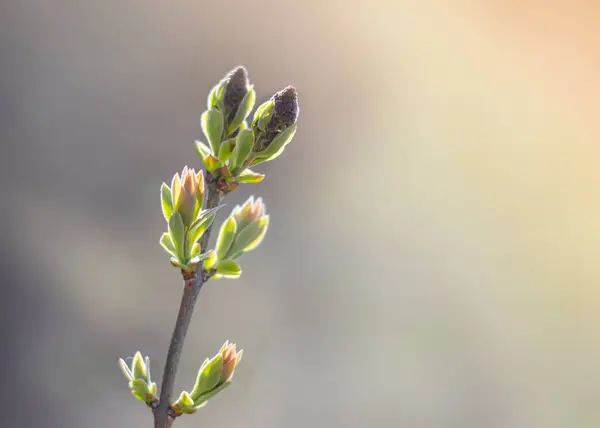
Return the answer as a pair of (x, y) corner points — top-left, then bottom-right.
(251, 86), (299, 162)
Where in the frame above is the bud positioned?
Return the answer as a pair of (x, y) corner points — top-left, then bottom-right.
(219, 341), (243, 382)
(223, 67), (249, 123)
(118, 352), (158, 406)
(209, 66), (255, 137)
(212, 196), (269, 264)
(171, 166), (204, 227)
(187, 341), (243, 409)
(252, 86), (298, 153)
(232, 196), (265, 231)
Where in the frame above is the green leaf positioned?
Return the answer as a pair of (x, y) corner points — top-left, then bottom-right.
(195, 140), (213, 158)
(215, 79), (227, 113)
(187, 205), (223, 245)
(118, 358), (133, 382)
(159, 233), (177, 258)
(227, 87), (256, 135)
(193, 381), (231, 408)
(236, 169), (265, 184)
(129, 378), (150, 395)
(190, 355), (223, 401)
(131, 352), (147, 380)
(230, 128), (254, 173)
(227, 216), (269, 259)
(145, 356), (152, 384)
(201, 109), (224, 154)
(174, 391), (195, 410)
(207, 84), (219, 110)
(189, 251), (214, 265)
(254, 123), (297, 163)
(131, 390), (147, 401)
(214, 259), (242, 278)
(217, 138), (235, 162)
(168, 213), (186, 261)
(215, 217), (237, 260)
(202, 154), (223, 173)
(202, 250), (218, 270)
(170, 257), (186, 269)
(160, 183), (173, 222)
(253, 100), (274, 131)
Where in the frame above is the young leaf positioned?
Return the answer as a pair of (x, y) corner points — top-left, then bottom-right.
(192, 381), (232, 409)
(131, 352), (147, 380)
(174, 391), (195, 410)
(215, 259), (242, 278)
(217, 138), (234, 162)
(236, 169), (265, 184)
(202, 154), (223, 173)
(161, 183), (173, 222)
(202, 250), (218, 270)
(145, 356), (152, 384)
(254, 123), (297, 163)
(201, 109), (224, 154)
(189, 251), (214, 265)
(190, 355), (223, 401)
(227, 216), (269, 259)
(187, 205), (223, 245)
(215, 217), (237, 260)
(159, 233), (177, 258)
(207, 84), (219, 110)
(195, 140), (212, 158)
(168, 213), (186, 261)
(230, 128), (254, 173)
(129, 378), (150, 395)
(227, 86), (256, 135)
(253, 100), (274, 131)
(118, 358), (134, 382)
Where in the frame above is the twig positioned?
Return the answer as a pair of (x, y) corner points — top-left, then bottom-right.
(153, 179), (222, 428)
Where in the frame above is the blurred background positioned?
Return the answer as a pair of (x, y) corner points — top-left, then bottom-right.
(1, 1), (600, 427)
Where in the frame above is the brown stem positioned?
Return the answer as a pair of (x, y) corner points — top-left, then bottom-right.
(154, 179), (222, 428)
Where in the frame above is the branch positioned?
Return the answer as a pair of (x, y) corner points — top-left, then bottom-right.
(154, 179), (222, 428)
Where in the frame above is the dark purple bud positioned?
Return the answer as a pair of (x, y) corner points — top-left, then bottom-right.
(223, 66), (249, 123)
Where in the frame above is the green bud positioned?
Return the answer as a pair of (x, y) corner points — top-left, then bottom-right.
(190, 355), (223, 401)
(231, 196), (266, 232)
(227, 216), (269, 260)
(170, 167), (204, 227)
(188, 342), (243, 407)
(118, 352), (158, 406)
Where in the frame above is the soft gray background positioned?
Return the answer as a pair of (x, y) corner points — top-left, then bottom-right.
(2, 1), (600, 427)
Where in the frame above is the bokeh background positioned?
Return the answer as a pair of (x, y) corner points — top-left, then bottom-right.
(2, 1), (600, 427)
